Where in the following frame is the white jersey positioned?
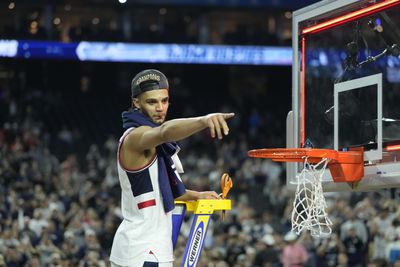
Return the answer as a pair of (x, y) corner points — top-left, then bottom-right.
(110, 128), (174, 266)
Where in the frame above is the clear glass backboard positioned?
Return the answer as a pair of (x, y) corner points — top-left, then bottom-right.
(289, 0), (400, 191)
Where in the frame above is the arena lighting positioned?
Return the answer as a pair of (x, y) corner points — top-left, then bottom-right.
(118, 0), (127, 3)
(302, 0), (400, 35)
(0, 40), (18, 57)
(8, 2), (15, 9)
(386, 144), (400, 151)
(0, 39), (293, 65)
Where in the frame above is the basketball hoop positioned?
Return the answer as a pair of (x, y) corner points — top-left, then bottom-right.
(248, 148), (363, 237)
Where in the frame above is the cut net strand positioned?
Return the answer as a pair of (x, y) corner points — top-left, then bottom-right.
(291, 156), (333, 237)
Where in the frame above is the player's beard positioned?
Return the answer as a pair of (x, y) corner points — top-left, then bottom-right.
(142, 109), (165, 125)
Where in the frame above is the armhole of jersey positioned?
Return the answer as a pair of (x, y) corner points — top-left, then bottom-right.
(118, 128), (157, 173)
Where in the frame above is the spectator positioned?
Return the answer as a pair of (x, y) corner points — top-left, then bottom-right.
(342, 226), (365, 267)
(316, 233), (346, 266)
(253, 234), (280, 267)
(340, 208), (368, 245)
(386, 233), (400, 264)
(281, 231), (309, 267)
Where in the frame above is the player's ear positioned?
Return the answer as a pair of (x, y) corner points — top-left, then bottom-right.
(132, 97), (140, 109)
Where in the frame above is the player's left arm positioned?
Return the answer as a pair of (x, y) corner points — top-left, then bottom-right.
(175, 190), (220, 201)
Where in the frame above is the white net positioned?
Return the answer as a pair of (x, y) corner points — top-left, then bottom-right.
(291, 156), (333, 237)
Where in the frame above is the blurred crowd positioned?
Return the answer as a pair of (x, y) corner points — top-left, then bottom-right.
(1, 3), (291, 46)
(1, 62), (400, 267)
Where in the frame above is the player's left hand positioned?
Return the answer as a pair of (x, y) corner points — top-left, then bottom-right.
(198, 191), (220, 199)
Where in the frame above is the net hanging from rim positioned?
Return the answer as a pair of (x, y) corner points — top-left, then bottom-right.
(248, 148), (364, 237)
(291, 156), (332, 236)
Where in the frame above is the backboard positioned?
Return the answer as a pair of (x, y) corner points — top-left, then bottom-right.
(289, 0), (400, 191)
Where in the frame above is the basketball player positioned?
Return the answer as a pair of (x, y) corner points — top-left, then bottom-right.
(109, 69), (234, 267)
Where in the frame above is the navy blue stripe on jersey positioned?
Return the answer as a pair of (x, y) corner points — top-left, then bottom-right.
(126, 170), (154, 197)
(143, 262), (158, 267)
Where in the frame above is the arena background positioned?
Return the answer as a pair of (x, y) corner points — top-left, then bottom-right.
(1, 0), (400, 266)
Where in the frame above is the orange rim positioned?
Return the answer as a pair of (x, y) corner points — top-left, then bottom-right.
(248, 148), (365, 183)
(247, 148), (363, 164)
